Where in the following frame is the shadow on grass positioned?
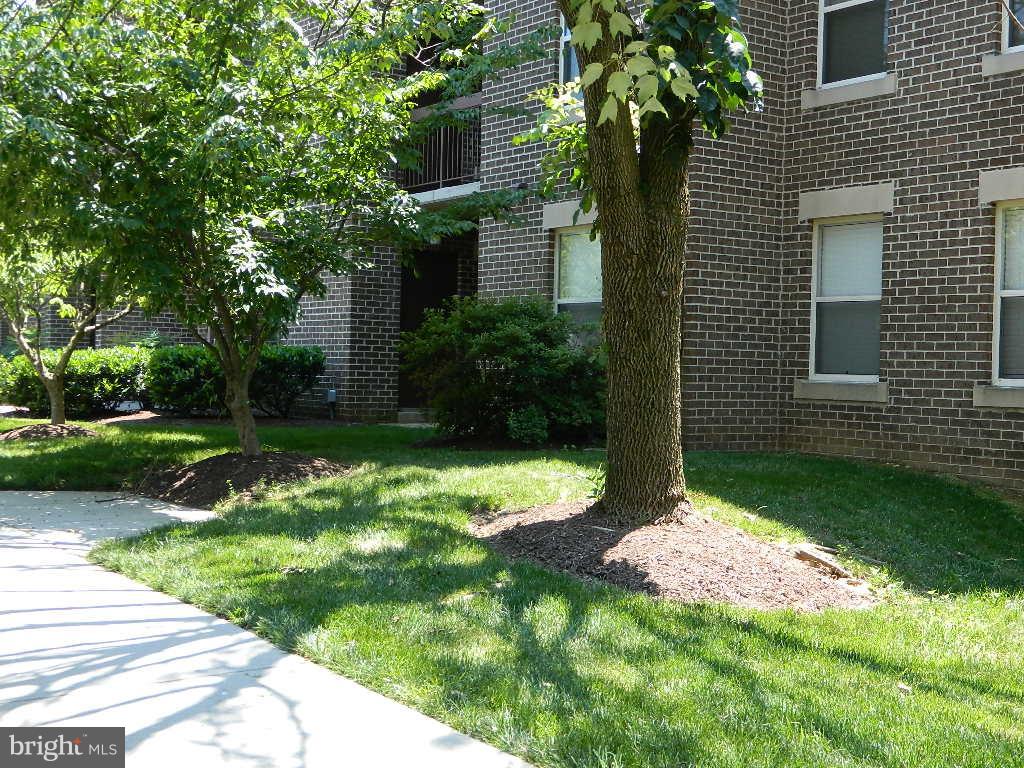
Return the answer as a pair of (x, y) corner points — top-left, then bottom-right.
(94, 457), (1024, 767)
(682, 451), (1024, 594)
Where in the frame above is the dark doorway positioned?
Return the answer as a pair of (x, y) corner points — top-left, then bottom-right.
(398, 233), (477, 408)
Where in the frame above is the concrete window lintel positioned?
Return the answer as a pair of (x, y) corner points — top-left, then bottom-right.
(798, 183), (895, 222)
(800, 73), (897, 110)
(973, 384), (1024, 410)
(794, 380), (889, 404)
(979, 167), (1024, 206)
(981, 49), (1024, 77)
(542, 199), (597, 230)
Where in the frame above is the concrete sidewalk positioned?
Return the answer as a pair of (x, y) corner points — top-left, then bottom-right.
(0, 491), (532, 768)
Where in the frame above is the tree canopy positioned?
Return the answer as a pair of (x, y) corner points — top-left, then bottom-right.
(0, 0), (541, 452)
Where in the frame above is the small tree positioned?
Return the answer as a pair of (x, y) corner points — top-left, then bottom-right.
(0, 247), (134, 424)
(523, 0), (762, 523)
(1, 0), (539, 454)
(0, 8), (137, 425)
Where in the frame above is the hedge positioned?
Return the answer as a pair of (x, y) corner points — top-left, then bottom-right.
(145, 344), (325, 417)
(0, 346), (150, 418)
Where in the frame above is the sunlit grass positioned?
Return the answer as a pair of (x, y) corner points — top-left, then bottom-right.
(3, 417), (1023, 767)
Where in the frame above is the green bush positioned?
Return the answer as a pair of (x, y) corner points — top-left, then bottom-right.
(145, 344), (325, 417)
(400, 296), (606, 446)
(250, 345), (326, 418)
(0, 346), (150, 417)
(144, 345), (222, 416)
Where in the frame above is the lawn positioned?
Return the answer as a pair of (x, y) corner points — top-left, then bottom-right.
(3, 418), (1023, 767)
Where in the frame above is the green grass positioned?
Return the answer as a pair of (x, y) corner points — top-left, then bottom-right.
(4, 417), (1023, 767)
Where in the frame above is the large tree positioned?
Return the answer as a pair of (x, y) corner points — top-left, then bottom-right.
(525, 0), (762, 523)
(1, 0), (537, 454)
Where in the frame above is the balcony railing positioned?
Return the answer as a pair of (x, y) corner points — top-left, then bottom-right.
(401, 95), (481, 194)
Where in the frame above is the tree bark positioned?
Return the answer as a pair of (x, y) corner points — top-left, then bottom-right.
(599, 173), (691, 524)
(44, 375), (67, 425)
(224, 372), (261, 457)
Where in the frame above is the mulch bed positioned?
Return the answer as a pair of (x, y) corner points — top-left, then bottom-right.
(138, 451), (350, 509)
(472, 500), (876, 612)
(0, 423), (99, 441)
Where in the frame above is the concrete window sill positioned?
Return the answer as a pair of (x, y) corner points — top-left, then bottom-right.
(794, 380), (889, 404)
(973, 384), (1024, 410)
(981, 49), (1024, 77)
(800, 74), (897, 110)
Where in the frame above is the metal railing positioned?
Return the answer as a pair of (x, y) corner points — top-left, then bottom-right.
(401, 97), (481, 193)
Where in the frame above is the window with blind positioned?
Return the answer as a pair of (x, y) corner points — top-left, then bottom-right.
(820, 0), (888, 85)
(996, 205), (1024, 383)
(812, 219), (883, 379)
(1008, 1), (1024, 51)
(556, 227), (601, 326)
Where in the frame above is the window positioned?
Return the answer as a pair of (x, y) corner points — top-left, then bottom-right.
(1007, 1), (1024, 52)
(811, 218), (883, 380)
(556, 227), (601, 325)
(820, 0), (888, 86)
(995, 204), (1024, 384)
(559, 18), (579, 84)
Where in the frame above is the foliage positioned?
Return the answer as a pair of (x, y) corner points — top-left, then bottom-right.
(400, 296), (605, 445)
(0, 346), (150, 417)
(146, 344), (325, 417)
(521, 0), (762, 219)
(506, 404), (550, 447)
(145, 346), (223, 417)
(0, 0), (544, 450)
(249, 345), (326, 418)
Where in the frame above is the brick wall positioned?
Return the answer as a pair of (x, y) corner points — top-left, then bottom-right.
(778, 0), (1024, 487)
(288, 247), (401, 421)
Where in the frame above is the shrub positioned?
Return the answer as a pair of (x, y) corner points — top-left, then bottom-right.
(145, 345), (222, 416)
(145, 344), (325, 417)
(400, 296), (606, 446)
(250, 345), (326, 418)
(0, 346), (150, 417)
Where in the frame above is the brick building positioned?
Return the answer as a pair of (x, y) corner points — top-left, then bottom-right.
(410, 0), (1024, 489)
(23, 2), (1024, 489)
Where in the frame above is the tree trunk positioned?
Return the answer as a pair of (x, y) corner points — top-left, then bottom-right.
(224, 372), (261, 457)
(599, 185), (691, 525)
(44, 376), (67, 425)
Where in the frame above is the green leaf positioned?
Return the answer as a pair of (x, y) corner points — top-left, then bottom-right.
(670, 71), (699, 100)
(597, 94), (618, 125)
(608, 12), (633, 38)
(624, 41), (648, 55)
(636, 74), (659, 104)
(605, 71), (631, 101)
(580, 63), (604, 88)
(625, 55), (655, 78)
(571, 21), (603, 51)
(656, 45), (676, 62)
(637, 96), (669, 119)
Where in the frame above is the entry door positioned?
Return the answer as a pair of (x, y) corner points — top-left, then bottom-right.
(398, 251), (459, 408)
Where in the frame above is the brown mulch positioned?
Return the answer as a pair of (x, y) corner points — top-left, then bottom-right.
(0, 423), (99, 441)
(138, 451), (350, 509)
(471, 500), (876, 612)
(96, 410), (350, 427)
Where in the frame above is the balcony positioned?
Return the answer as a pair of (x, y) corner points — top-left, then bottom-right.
(401, 94), (481, 197)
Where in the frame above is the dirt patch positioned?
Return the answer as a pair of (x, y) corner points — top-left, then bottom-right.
(472, 500), (876, 612)
(138, 451), (350, 509)
(0, 423), (99, 441)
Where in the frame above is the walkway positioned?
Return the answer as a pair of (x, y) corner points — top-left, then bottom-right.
(0, 491), (531, 767)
